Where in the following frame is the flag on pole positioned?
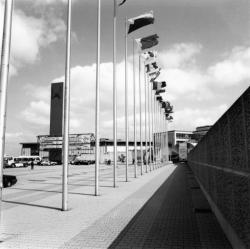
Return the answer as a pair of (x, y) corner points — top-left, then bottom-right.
(156, 96), (163, 102)
(118, 0), (127, 6)
(161, 81), (167, 88)
(128, 11), (154, 34)
(148, 67), (161, 76)
(152, 81), (158, 90)
(155, 89), (165, 95)
(162, 101), (171, 109)
(164, 104), (174, 114)
(149, 70), (160, 82)
(153, 81), (166, 90)
(142, 50), (157, 62)
(152, 62), (158, 69)
(136, 34), (159, 50)
(145, 62), (159, 74)
(166, 116), (173, 121)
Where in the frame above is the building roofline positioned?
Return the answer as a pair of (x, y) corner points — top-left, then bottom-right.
(20, 142), (38, 145)
(168, 130), (193, 133)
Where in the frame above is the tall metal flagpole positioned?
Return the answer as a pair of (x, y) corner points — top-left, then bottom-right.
(162, 111), (164, 164)
(113, 0), (117, 187)
(139, 55), (143, 176)
(148, 78), (152, 171)
(158, 103), (161, 165)
(125, 17), (129, 182)
(144, 62), (148, 173)
(154, 96), (157, 168)
(95, 0), (101, 196)
(62, 0), (72, 211)
(161, 110), (165, 162)
(160, 108), (163, 163)
(158, 103), (160, 164)
(166, 119), (169, 163)
(151, 87), (155, 170)
(0, 0), (13, 216)
(133, 40), (137, 178)
(156, 103), (159, 164)
(159, 107), (162, 164)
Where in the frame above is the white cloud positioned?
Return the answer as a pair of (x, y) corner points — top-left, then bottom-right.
(6, 132), (23, 139)
(208, 46), (250, 86)
(21, 101), (50, 126)
(0, 2), (66, 75)
(21, 42), (250, 138)
(159, 43), (202, 69)
(158, 43), (212, 101)
(169, 104), (228, 131)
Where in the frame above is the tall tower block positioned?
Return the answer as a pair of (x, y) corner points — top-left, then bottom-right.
(49, 82), (63, 161)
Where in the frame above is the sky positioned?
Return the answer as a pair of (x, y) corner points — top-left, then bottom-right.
(1, 0), (250, 155)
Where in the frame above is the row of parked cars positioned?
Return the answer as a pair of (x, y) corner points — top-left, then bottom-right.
(4, 156), (58, 168)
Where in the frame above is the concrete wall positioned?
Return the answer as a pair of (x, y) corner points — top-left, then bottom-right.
(188, 87), (250, 249)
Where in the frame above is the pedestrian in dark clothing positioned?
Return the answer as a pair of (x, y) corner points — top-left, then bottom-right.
(31, 160), (34, 170)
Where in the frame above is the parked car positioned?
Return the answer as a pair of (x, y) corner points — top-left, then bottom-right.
(72, 154), (95, 165)
(3, 175), (17, 188)
(40, 160), (57, 166)
(13, 158), (28, 168)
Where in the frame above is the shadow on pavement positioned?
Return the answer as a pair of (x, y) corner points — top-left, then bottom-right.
(3, 200), (62, 211)
(8, 187), (95, 196)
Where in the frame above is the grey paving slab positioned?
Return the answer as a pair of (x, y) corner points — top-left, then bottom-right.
(0, 163), (174, 249)
(0, 163), (233, 249)
(109, 164), (232, 249)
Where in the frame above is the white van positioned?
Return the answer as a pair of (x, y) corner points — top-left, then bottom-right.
(18, 156), (41, 165)
(4, 156), (15, 168)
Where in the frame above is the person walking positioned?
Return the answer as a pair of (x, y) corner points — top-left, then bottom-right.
(31, 159), (34, 170)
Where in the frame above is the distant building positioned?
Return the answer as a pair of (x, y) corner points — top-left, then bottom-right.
(192, 125), (212, 141)
(168, 130), (193, 161)
(168, 130), (193, 147)
(20, 136), (150, 164)
(20, 142), (39, 156)
(19, 82), (168, 163)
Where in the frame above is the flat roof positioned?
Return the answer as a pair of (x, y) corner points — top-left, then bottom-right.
(20, 142), (38, 145)
(168, 130), (193, 133)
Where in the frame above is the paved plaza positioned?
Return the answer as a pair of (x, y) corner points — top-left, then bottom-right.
(0, 163), (232, 249)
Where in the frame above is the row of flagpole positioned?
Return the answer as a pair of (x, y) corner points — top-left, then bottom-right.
(0, 0), (174, 213)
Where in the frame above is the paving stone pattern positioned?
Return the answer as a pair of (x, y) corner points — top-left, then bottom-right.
(62, 164), (231, 249)
(0, 164), (175, 248)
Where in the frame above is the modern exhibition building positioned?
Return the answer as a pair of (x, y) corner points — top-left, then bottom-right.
(20, 82), (168, 164)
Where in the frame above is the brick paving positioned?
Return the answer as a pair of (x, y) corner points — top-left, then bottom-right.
(108, 164), (232, 249)
(0, 163), (175, 248)
(0, 163), (233, 248)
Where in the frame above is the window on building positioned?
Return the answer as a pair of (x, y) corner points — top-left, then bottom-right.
(176, 133), (192, 139)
